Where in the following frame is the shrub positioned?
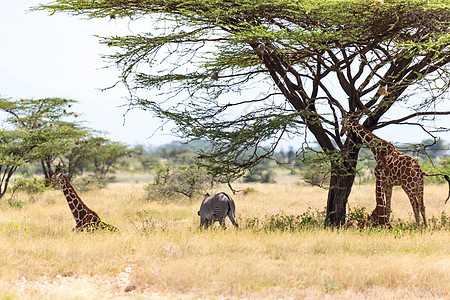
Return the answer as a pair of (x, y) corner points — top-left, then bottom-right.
(11, 174), (48, 195)
(144, 164), (214, 202)
(346, 205), (368, 222)
(7, 174), (48, 205)
(244, 166), (276, 183)
(243, 208), (326, 232)
(7, 197), (26, 208)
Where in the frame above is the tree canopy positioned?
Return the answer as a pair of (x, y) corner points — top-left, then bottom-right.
(36, 0), (450, 226)
(0, 97), (84, 198)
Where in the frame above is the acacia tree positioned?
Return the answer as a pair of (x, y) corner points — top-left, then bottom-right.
(0, 97), (86, 178)
(0, 97), (87, 199)
(37, 0), (450, 226)
(85, 137), (129, 179)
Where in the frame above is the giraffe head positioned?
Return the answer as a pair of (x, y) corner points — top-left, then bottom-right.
(45, 168), (66, 187)
(340, 118), (359, 136)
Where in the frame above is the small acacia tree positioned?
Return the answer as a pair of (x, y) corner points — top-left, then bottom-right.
(86, 137), (130, 179)
(37, 0), (450, 226)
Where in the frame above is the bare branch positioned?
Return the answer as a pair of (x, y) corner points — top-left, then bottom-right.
(376, 111), (450, 129)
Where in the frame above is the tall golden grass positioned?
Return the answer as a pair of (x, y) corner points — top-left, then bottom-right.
(0, 179), (449, 299)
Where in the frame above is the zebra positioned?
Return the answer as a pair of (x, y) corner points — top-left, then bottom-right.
(198, 192), (238, 229)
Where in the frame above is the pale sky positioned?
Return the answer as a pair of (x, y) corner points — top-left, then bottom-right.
(1, 1), (449, 150)
(0, 1), (175, 147)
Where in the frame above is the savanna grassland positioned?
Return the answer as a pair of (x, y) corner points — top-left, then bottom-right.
(0, 174), (449, 299)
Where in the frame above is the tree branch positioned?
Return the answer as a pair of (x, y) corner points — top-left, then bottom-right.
(375, 111), (450, 129)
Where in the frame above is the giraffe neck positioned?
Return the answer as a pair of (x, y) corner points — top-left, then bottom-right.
(59, 177), (92, 225)
(349, 123), (388, 154)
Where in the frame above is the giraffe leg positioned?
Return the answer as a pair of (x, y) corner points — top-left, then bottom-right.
(417, 179), (426, 228)
(411, 197), (420, 226)
(374, 166), (389, 227)
(384, 185), (393, 223)
(403, 186), (420, 226)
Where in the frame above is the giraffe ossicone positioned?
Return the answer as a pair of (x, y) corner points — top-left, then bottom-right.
(342, 118), (450, 227)
(45, 169), (118, 232)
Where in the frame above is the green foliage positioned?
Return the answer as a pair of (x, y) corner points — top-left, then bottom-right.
(243, 209), (450, 232)
(86, 136), (130, 179)
(11, 174), (48, 195)
(126, 141), (210, 171)
(0, 97), (128, 186)
(421, 157), (450, 184)
(0, 98), (84, 160)
(302, 167), (328, 186)
(133, 149), (160, 171)
(144, 164), (214, 201)
(427, 212), (450, 231)
(389, 212), (450, 231)
(346, 205), (368, 223)
(55, 135), (130, 181)
(0, 97), (87, 198)
(244, 163), (276, 183)
(244, 208), (326, 232)
(6, 198), (26, 209)
(6, 174), (48, 206)
(295, 148), (331, 186)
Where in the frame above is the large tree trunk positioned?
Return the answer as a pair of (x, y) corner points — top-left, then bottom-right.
(324, 144), (360, 227)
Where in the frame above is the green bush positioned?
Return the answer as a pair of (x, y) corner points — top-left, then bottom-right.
(144, 164), (214, 202)
(7, 174), (48, 205)
(243, 209), (450, 232)
(11, 174), (48, 195)
(346, 205), (368, 222)
(421, 157), (450, 184)
(243, 208), (325, 232)
(244, 165), (276, 183)
(6, 197), (26, 208)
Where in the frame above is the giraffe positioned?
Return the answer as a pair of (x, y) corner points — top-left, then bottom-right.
(45, 168), (118, 232)
(341, 118), (450, 227)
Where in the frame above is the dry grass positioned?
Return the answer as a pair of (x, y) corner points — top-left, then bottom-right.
(0, 180), (449, 299)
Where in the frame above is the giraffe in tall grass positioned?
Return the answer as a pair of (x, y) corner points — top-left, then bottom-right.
(45, 168), (118, 232)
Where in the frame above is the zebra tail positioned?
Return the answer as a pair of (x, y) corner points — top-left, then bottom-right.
(223, 193), (235, 215)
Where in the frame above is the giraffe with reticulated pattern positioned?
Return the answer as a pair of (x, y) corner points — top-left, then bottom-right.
(341, 118), (450, 227)
(45, 168), (118, 232)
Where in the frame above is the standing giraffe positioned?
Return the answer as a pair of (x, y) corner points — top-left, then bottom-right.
(45, 168), (118, 232)
(341, 118), (450, 227)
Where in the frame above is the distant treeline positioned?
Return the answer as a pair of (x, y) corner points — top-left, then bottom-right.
(124, 138), (450, 185)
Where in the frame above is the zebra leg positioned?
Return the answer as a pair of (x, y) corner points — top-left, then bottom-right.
(218, 218), (227, 229)
(206, 219), (212, 229)
(200, 217), (206, 229)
